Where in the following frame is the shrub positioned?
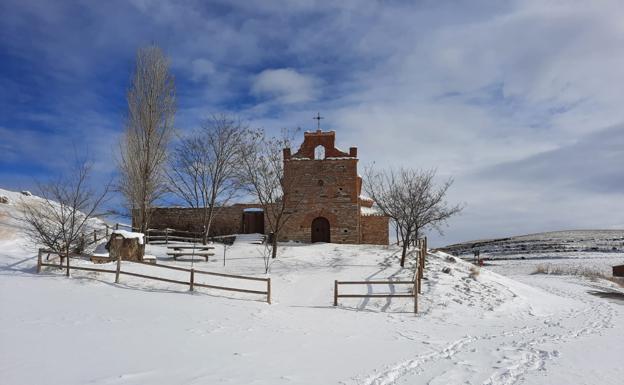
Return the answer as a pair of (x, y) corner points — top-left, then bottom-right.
(532, 264), (622, 286)
(533, 264), (549, 274)
(469, 266), (480, 279)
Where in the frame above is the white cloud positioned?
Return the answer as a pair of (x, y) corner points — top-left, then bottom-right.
(251, 68), (319, 104)
(4, 0), (624, 245)
(189, 58), (216, 81)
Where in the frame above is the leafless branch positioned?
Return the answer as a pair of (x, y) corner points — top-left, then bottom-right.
(20, 160), (110, 264)
(166, 114), (246, 242)
(117, 45), (176, 233)
(364, 167), (463, 266)
(238, 128), (302, 258)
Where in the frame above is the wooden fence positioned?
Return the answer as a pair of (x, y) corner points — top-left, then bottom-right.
(36, 249), (271, 304)
(145, 228), (202, 244)
(78, 225), (112, 248)
(109, 224), (236, 245)
(334, 237), (427, 314)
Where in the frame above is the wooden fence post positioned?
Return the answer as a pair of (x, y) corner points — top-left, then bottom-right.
(189, 269), (195, 291)
(419, 242), (424, 280)
(267, 278), (271, 304)
(36, 249), (42, 273)
(66, 250), (70, 277)
(165, 229), (169, 245)
(105, 224), (109, 237)
(115, 223), (119, 230)
(414, 282), (418, 314)
(417, 255), (422, 294)
(334, 280), (338, 306)
(115, 254), (121, 283)
(93, 229), (97, 243)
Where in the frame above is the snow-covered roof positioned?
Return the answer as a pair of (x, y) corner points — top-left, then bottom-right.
(111, 230), (145, 245)
(360, 206), (385, 216)
(243, 207), (264, 212)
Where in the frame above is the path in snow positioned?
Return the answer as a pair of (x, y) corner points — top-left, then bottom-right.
(351, 275), (618, 385)
(233, 233), (265, 245)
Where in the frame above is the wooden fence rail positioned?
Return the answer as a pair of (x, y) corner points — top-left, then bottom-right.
(37, 249), (271, 304)
(334, 280), (418, 313)
(105, 224), (237, 245)
(333, 237), (427, 314)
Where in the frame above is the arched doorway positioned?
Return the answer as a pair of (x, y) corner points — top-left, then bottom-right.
(311, 217), (330, 243)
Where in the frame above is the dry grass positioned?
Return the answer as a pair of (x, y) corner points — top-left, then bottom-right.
(605, 277), (624, 288)
(532, 264), (624, 287)
(469, 266), (480, 279)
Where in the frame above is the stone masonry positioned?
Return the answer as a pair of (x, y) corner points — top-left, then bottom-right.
(144, 130), (389, 245)
(279, 130), (388, 244)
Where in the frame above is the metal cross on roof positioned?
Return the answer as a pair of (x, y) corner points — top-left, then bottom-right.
(313, 112), (324, 130)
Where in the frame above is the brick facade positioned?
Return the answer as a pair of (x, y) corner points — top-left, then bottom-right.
(360, 215), (390, 245)
(143, 130), (389, 245)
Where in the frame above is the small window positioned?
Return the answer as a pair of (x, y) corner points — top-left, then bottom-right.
(314, 145), (325, 160)
(343, 229), (348, 233)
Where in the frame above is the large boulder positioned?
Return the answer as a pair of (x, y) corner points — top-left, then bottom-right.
(105, 230), (145, 262)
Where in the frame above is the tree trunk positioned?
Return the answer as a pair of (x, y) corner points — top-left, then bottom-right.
(65, 246), (70, 277)
(271, 233), (278, 259)
(400, 241), (409, 267)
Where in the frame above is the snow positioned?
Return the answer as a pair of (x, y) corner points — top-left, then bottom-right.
(111, 229), (145, 245)
(1, 187), (623, 384)
(243, 207), (264, 212)
(361, 205), (383, 216)
(359, 194), (374, 201)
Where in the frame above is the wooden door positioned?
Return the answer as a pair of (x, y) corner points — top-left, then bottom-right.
(311, 217), (330, 243)
(243, 211), (264, 234)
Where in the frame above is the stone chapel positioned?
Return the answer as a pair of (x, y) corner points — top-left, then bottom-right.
(146, 129), (389, 245)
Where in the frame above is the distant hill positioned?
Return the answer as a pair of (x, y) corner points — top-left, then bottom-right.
(440, 230), (624, 258)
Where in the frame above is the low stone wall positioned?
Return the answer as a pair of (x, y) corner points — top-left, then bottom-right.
(144, 205), (389, 245)
(360, 215), (390, 245)
(146, 204), (264, 236)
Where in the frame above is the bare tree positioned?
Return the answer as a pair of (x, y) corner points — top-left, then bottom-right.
(20, 161), (110, 275)
(118, 45), (176, 233)
(258, 241), (274, 274)
(364, 167), (463, 267)
(239, 128), (302, 259)
(167, 115), (246, 243)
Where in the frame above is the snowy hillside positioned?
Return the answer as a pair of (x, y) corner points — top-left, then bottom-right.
(440, 230), (624, 257)
(0, 187), (108, 244)
(1, 188), (623, 384)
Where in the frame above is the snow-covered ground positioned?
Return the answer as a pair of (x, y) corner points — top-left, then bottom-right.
(1, 188), (623, 384)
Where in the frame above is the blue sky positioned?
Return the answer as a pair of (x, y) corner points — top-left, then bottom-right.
(1, 0), (623, 245)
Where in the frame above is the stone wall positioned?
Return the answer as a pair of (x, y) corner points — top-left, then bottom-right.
(360, 215), (390, 245)
(146, 204), (265, 236)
